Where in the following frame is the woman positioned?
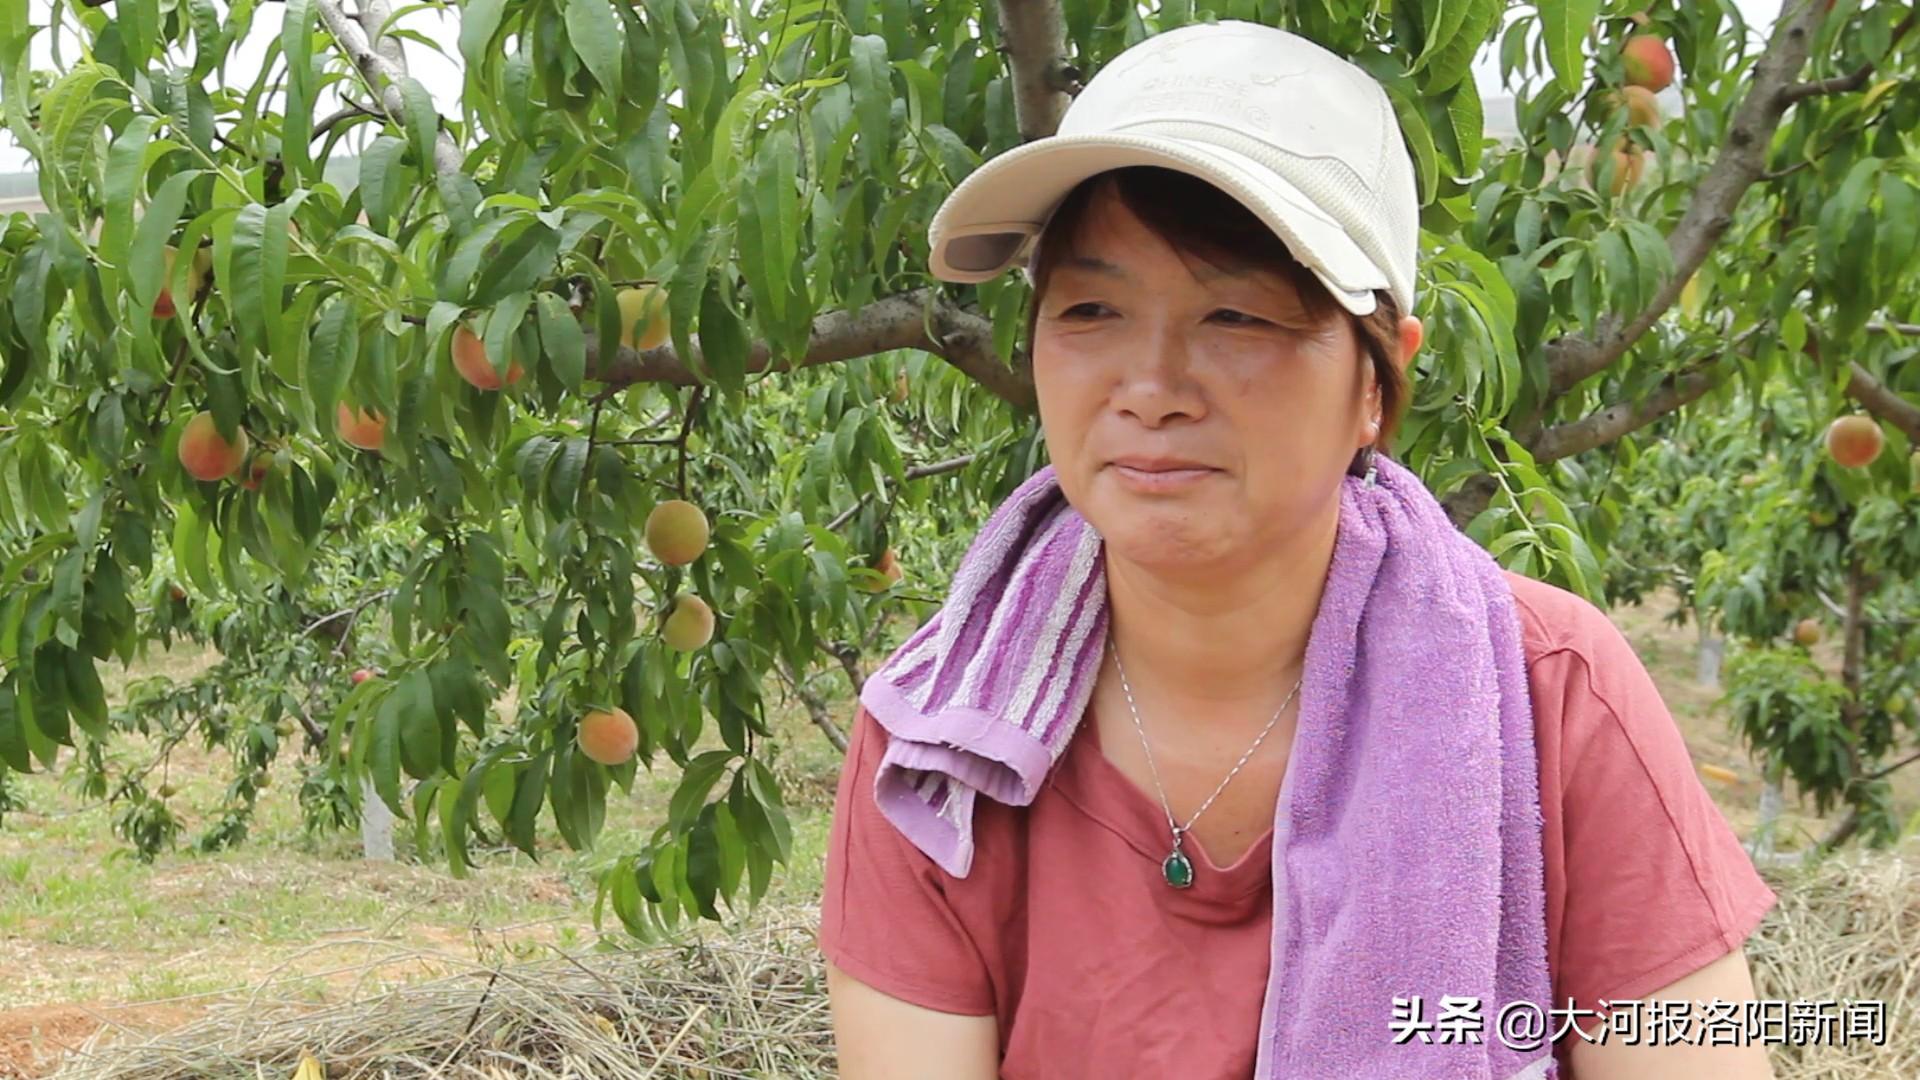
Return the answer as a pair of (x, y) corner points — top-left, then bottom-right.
(819, 21), (1776, 1080)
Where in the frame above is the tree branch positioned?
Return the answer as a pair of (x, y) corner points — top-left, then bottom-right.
(1843, 361), (1920, 443)
(1528, 366), (1727, 464)
(1780, 10), (1918, 104)
(1527, 322), (1767, 462)
(356, 0), (410, 78)
(585, 287), (1037, 412)
(775, 657), (848, 754)
(312, 0), (465, 179)
(1538, 4), (1828, 403)
(826, 452), (982, 530)
(994, 0), (1073, 142)
(1866, 748), (1920, 783)
(310, 97), (382, 143)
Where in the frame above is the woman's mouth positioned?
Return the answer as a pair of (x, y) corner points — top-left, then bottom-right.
(1108, 462), (1219, 491)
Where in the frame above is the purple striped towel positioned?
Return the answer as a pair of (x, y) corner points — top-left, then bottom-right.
(857, 453), (1559, 1079)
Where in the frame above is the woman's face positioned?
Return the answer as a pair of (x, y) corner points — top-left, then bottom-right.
(1030, 185), (1403, 582)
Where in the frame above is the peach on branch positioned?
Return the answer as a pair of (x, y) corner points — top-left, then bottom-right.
(452, 323), (525, 391)
(1622, 34), (1675, 91)
(336, 403), (388, 452)
(616, 285), (671, 352)
(578, 706), (640, 766)
(662, 594), (715, 651)
(1824, 414), (1883, 468)
(645, 500), (710, 565)
(178, 410), (249, 481)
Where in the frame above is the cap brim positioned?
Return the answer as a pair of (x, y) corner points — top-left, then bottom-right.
(927, 132), (1389, 316)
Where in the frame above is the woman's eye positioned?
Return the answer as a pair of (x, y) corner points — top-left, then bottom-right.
(1062, 302), (1106, 318)
(1210, 309), (1266, 326)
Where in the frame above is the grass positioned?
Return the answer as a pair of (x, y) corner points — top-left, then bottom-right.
(0, 641), (849, 1015)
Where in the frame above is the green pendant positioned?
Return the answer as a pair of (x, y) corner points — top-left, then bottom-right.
(1163, 849), (1194, 888)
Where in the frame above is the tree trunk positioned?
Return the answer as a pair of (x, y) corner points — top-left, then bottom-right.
(1747, 755), (1784, 862)
(1694, 618), (1724, 689)
(361, 774), (395, 861)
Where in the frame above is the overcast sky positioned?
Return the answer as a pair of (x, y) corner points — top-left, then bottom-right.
(1, 0), (1787, 176)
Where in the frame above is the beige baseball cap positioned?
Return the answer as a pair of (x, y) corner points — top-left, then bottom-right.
(926, 20), (1421, 316)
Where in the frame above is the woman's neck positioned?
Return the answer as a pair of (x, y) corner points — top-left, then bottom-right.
(1102, 510), (1338, 714)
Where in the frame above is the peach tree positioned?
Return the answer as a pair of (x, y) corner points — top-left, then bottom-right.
(1, 0), (1917, 936)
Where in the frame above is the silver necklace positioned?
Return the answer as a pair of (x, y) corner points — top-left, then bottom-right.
(1108, 631), (1302, 889)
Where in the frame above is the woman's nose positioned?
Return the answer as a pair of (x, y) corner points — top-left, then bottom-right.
(1111, 327), (1205, 426)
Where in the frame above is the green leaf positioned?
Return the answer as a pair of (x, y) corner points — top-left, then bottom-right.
(546, 436), (589, 515)
(506, 751), (548, 859)
(564, 0), (624, 98)
(1539, 0), (1597, 96)
(1444, 78), (1484, 175)
(1874, 174), (1918, 285)
(358, 135), (409, 235)
(469, 222), (559, 308)
(441, 214), (529, 303)
(459, 0), (509, 72)
(128, 170), (201, 314)
(536, 292), (586, 390)
(365, 694), (405, 820)
(230, 201), (292, 352)
(390, 671), (439, 780)
(847, 34), (893, 180)
(667, 750), (733, 833)
(712, 800), (745, 899)
(1387, 85), (1439, 204)
(62, 646), (106, 739)
(99, 115), (158, 271)
(308, 293), (358, 425)
(399, 75), (439, 173)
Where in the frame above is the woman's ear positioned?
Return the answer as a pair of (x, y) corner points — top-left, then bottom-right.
(1397, 315), (1424, 372)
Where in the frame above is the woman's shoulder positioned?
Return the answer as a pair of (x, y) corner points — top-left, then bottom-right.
(1498, 569), (1635, 671)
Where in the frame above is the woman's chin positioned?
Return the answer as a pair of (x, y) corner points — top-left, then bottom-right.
(1097, 519), (1234, 573)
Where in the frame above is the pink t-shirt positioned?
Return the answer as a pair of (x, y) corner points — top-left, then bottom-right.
(818, 571), (1778, 1078)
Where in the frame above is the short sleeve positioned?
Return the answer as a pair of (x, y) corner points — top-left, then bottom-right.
(1545, 615), (1777, 1017)
(817, 706), (996, 1016)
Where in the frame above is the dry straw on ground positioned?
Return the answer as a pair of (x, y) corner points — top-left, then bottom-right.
(1744, 834), (1920, 1080)
(45, 837), (1920, 1079)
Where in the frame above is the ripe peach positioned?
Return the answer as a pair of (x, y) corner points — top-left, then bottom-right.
(351, 668), (375, 686)
(616, 285), (671, 352)
(1823, 415), (1883, 469)
(662, 594), (715, 651)
(645, 500), (710, 565)
(178, 410), (249, 481)
(578, 706), (640, 766)
(336, 403), (388, 452)
(452, 324), (525, 391)
(1622, 34), (1675, 92)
